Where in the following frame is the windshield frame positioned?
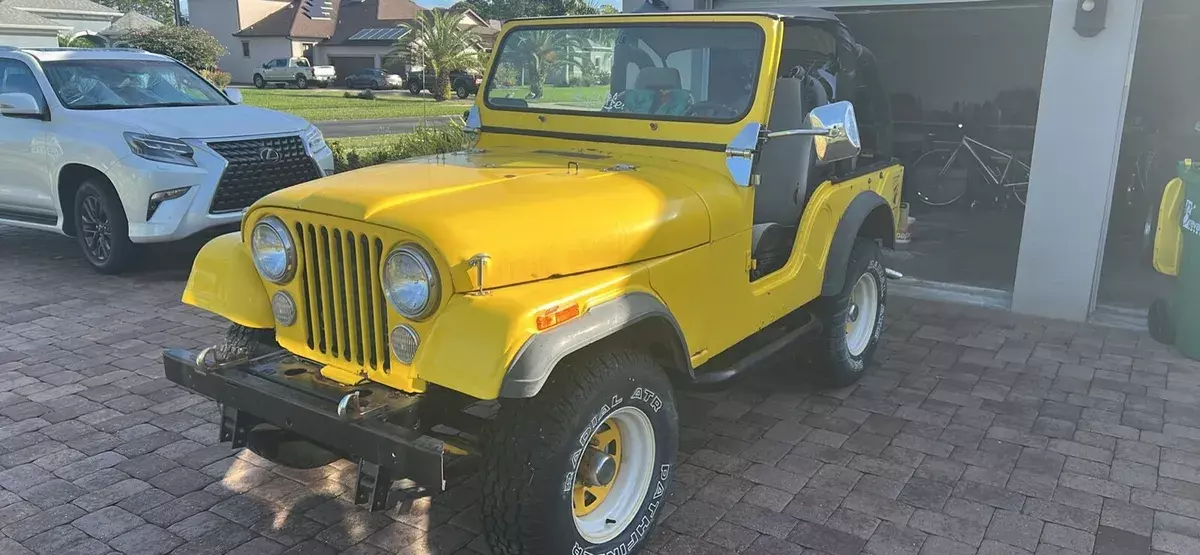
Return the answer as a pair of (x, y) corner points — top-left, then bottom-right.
(483, 21), (767, 125)
(40, 58), (233, 111)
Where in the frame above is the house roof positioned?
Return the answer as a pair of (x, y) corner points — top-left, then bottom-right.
(99, 9), (160, 36)
(325, 0), (495, 47)
(324, 0), (416, 46)
(0, 0), (120, 15)
(234, 0), (339, 38)
(0, 3), (66, 29)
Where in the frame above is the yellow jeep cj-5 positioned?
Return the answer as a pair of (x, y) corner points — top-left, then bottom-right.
(164, 7), (904, 554)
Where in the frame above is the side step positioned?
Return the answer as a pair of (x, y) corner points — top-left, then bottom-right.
(689, 312), (821, 386)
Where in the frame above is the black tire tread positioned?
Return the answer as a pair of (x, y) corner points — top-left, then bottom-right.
(481, 348), (667, 555)
(75, 179), (136, 274)
(812, 239), (885, 387)
(216, 324), (277, 362)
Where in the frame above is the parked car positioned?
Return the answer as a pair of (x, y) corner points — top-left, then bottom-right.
(0, 46), (334, 273)
(406, 68), (481, 99)
(253, 57), (335, 89)
(162, 8), (902, 555)
(344, 68), (403, 90)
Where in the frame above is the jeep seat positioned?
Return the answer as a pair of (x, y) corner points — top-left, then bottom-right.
(622, 67), (691, 116)
(750, 76), (828, 279)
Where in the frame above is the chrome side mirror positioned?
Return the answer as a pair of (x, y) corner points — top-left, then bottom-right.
(0, 93), (42, 118)
(224, 87), (243, 104)
(763, 100), (862, 164)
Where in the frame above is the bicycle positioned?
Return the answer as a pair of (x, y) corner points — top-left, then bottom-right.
(910, 129), (1031, 208)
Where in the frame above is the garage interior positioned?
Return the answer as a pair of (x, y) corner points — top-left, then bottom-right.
(1096, 0), (1199, 312)
(719, 0), (1191, 317)
(820, 2), (1052, 297)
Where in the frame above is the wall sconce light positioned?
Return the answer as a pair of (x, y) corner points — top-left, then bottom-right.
(1075, 0), (1108, 37)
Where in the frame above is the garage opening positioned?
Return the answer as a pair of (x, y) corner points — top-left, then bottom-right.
(712, 0), (1051, 296)
(328, 56), (376, 81)
(1097, 0), (1200, 312)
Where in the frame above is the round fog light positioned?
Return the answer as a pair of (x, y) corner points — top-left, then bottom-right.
(272, 291), (297, 326)
(390, 325), (419, 364)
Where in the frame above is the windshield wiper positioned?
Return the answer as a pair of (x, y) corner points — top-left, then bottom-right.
(71, 103), (133, 110)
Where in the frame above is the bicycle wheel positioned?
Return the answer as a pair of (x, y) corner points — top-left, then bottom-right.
(1008, 156), (1031, 207)
(910, 148), (970, 206)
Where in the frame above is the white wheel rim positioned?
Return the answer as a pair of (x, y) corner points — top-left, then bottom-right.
(572, 406), (656, 544)
(845, 272), (879, 358)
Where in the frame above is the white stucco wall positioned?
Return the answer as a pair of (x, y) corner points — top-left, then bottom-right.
(48, 14), (115, 34)
(0, 30), (59, 47)
(189, 0), (292, 83)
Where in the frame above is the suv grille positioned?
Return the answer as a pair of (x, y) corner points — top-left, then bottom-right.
(289, 217), (391, 373)
(208, 136), (320, 213)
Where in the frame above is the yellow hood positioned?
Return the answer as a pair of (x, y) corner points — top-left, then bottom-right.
(257, 149), (711, 291)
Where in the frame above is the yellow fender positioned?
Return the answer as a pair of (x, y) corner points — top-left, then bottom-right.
(182, 233), (274, 329)
(1154, 178), (1184, 277)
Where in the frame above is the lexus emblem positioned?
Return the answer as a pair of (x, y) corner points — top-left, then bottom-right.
(259, 147), (281, 162)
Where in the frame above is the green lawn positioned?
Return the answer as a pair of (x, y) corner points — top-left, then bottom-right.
(487, 85), (610, 108)
(240, 88), (470, 122)
(326, 133), (411, 154)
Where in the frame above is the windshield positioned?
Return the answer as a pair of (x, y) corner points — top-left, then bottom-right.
(485, 23), (765, 123)
(42, 59), (230, 110)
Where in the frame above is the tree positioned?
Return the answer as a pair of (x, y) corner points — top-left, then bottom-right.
(502, 29), (584, 98)
(98, 0), (175, 27)
(394, 10), (481, 101)
(452, 0), (600, 21)
(122, 26), (225, 70)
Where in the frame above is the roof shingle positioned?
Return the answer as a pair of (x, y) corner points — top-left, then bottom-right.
(0, 0), (120, 15)
(0, 3), (65, 27)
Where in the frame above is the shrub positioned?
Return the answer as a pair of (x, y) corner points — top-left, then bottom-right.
(567, 76), (587, 88)
(329, 125), (469, 173)
(200, 69), (231, 88)
(342, 89), (377, 100)
(123, 26), (226, 70)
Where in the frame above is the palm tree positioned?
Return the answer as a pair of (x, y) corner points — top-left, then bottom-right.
(504, 29), (585, 99)
(394, 10), (480, 101)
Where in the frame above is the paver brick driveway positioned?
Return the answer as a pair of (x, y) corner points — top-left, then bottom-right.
(3, 225), (1200, 555)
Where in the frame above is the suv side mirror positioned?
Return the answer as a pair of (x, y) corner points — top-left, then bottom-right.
(224, 88), (243, 104)
(262, 63), (270, 69)
(764, 100), (861, 164)
(0, 93), (43, 118)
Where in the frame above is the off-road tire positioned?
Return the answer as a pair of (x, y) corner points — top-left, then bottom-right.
(295, 75), (308, 89)
(74, 180), (137, 274)
(215, 324), (277, 363)
(456, 84), (470, 99)
(408, 81), (422, 95)
(812, 239), (887, 387)
(253, 74), (265, 88)
(481, 348), (678, 555)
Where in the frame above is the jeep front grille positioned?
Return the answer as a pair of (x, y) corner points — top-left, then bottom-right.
(290, 218), (391, 373)
(208, 136), (321, 214)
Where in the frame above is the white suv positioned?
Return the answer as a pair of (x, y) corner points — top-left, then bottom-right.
(0, 47), (335, 273)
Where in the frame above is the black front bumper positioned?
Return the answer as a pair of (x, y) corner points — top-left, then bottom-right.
(163, 349), (445, 505)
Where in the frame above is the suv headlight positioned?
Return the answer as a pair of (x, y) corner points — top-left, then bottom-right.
(304, 124), (327, 153)
(124, 133), (196, 166)
(382, 244), (439, 320)
(251, 216), (296, 283)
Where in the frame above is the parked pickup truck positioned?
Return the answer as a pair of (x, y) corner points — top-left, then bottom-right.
(253, 57), (335, 89)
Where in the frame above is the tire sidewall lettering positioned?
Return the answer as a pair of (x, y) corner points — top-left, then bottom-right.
(561, 379), (675, 555)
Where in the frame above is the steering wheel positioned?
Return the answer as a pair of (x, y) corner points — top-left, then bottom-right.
(686, 101), (738, 119)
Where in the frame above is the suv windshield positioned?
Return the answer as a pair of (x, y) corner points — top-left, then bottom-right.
(485, 23), (764, 122)
(41, 59), (230, 110)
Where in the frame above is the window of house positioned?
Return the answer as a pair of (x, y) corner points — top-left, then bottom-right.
(241, 41), (250, 58)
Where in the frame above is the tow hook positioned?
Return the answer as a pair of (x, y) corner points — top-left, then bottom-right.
(885, 268), (904, 280)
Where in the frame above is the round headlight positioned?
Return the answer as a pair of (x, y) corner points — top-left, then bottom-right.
(382, 244), (439, 320)
(251, 216), (295, 283)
